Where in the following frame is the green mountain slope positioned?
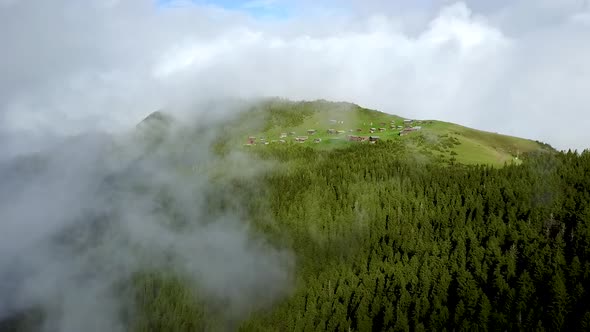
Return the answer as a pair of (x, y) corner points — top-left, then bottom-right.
(204, 98), (553, 167)
(1, 99), (586, 332)
(126, 104), (589, 331)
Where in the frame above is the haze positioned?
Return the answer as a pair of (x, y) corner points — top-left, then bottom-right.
(1, 1), (589, 331)
(1, 0), (589, 153)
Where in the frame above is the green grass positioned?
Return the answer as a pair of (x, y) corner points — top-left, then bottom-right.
(148, 98), (553, 167)
(230, 99), (406, 146)
(424, 121), (547, 166)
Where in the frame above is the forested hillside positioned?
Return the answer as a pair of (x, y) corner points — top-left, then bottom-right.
(131, 136), (590, 331)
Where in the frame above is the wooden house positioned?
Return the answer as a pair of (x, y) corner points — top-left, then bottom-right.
(399, 127), (421, 136)
(347, 135), (368, 142)
(295, 136), (308, 143)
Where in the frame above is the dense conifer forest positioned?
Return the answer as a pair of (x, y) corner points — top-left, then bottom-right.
(132, 139), (590, 331)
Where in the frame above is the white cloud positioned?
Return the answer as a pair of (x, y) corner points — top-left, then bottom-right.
(1, 0), (589, 151)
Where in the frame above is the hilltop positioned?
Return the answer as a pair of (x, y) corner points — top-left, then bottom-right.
(147, 98), (553, 167)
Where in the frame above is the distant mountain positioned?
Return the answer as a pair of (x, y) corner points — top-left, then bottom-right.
(140, 98), (554, 167)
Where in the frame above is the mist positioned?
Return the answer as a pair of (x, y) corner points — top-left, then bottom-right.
(0, 0), (589, 330)
(0, 112), (294, 331)
(1, 0), (589, 153)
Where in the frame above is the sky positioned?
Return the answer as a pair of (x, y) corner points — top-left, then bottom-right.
(1, 0), (589, 152)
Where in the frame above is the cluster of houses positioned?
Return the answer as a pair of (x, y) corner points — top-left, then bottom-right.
(347, 135), (380, 143)
(293, 133), (324, 144)
(247, 136), (278, 145)
(403, 119), (426, 127)
(399, 119), (423, 136)
(327, 129), (347, 134)
(245, 131), (320, 145)
(367, 127), (388, 133)
(399, 126), (422, 136)
(245, 118), (426, 146)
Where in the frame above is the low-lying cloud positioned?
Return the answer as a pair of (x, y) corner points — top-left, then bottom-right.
(1, 0), (589, 151)
(0, 117), (294, 331)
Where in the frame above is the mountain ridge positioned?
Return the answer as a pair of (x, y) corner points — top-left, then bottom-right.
(140, 98), (554, 167)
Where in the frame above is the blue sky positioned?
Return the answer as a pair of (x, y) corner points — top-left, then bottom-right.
(158, 0), (293, 19)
